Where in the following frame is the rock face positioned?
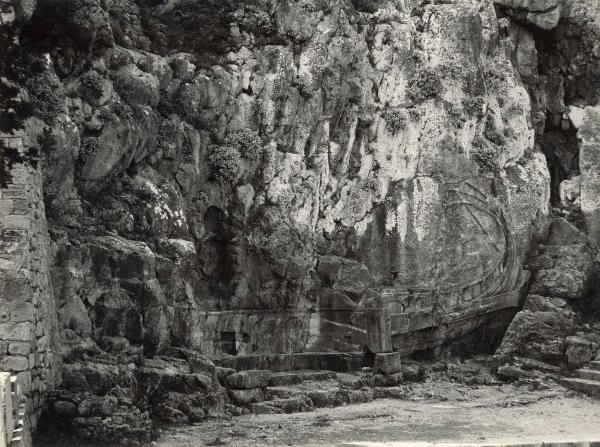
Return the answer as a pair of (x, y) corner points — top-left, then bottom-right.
(1, 0), (600, 444)
(579, 106), (600, 243)
(20, 0), (551, 362)
(492, 0), (600, 377)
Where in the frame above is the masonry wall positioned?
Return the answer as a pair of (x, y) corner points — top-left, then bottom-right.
(0, 136), (61, 436)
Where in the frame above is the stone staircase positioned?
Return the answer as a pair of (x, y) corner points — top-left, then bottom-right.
(561, 360), (600, 396)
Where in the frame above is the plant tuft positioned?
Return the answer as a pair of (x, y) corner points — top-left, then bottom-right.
(222, 128), (264, 161)
(209, 146), (242, 184)
(471, 137), (501, 173)
(408, 68), (443, 103)
(382, 109), (409, 134)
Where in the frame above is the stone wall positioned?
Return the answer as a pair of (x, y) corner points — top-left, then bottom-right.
(0, 136), (60, 437)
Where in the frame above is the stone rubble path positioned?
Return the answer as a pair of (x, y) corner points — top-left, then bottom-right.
(156, 381), (600, 447)
(561, 358), (600, 396)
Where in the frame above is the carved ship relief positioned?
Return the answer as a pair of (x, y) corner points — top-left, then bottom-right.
(313, 180), (523, 355)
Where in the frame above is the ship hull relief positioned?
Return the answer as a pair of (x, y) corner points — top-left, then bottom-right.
(311, 179), (524, 355)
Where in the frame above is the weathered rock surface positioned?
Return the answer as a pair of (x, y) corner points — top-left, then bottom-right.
(496, 310), (577, 364)
(1, 0), (600, 444)
(39, 334), (229, 443)
(13, 0), (553, 368)
(497, 215), (598, 371)
(579, 106), (600, 243)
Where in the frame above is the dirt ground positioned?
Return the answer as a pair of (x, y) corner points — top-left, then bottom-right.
(155, 380), (600, 447)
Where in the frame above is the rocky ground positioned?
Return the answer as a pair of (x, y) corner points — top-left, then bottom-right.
(155, 377), (600, 447)
(33, 356), (600, 446)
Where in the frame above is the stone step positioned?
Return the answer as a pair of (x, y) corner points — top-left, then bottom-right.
(268, 370), (337, 387)
(588, 361), (600, 371)
(268, 383), (374, 409)
(561, 377), (600, 396)
(575, 368), (600, 381)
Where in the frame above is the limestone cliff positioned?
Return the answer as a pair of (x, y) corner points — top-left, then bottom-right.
(1, 0), (600, 444)
(20, 0), (552, 357)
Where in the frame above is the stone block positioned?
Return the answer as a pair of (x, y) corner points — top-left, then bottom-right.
(0, 322), (31, 342)
(16, 371), (31, 396)
(1, 277), (31, 305)
(11, 199), (28, 215)
(0, 185), (24, 199)
(2, 215), (29, 229)
(8, 342), (29, 356)
(10, 303), (34, 324)
(0, 199), (14, 215)
(373, 351), (402, 374)
(36, 336), (48, 351)
(0, 356), (28, 372)
(225, 370), (272, 389)
(366, 307), (392, 353)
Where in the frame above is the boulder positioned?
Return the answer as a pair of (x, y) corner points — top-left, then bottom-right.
(114, 64), (160, 107)
(565, 336), (597, 368)
(215, 367), (236, 385)
(400, 362), (425, 382)
(559, 176), (581, 209)
(494, 0), (562, 29)
(522, 295), (573, 317)
(53, 400), (78, 417)
(529, 245), (593, 300)
(568, 106), (586, 129)
(546, 217), (585, 245)
(494, 0), (560, 10)
(228, 388), (266, 405)
(78, 396), (119, 417)
(496, 311), (577, 365)
(497, 364), (539, 380)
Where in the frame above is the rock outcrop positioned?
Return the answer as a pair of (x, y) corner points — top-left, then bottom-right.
(24, 0), (550, 362)
(0, 0), (599, 444)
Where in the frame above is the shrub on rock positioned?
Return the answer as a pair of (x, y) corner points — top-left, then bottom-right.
(223, 129), (264, 161)
(408, 68), (443, 103)
(382, 109), (409, 134)
(209, 146), (241, 184)
(79, 70), (111, 106)
(471, 137), (501, 173)
(79, 136), (102, 162)
(26, 71), (65, 124)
